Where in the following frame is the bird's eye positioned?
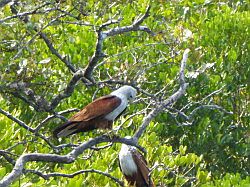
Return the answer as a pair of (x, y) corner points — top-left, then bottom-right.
(130, 95), (133, 98)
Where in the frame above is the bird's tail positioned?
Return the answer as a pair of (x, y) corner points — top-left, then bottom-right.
(53, 121), (80, 138)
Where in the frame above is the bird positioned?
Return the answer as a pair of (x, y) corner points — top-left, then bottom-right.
(119, 141), (154, 187)
(53, 85), (137, 138)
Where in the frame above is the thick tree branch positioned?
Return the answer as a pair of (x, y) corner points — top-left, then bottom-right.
(134, 49), (190, 140)
(104, 25), (153, 37)
(104, 5), (152, 37)
(0, 150), (123, 185)
(0, 153), (74, 187)
(0, 135), (143, 186)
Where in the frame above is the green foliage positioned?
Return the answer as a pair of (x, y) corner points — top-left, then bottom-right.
(0, 0), (249, 186)
(202, 173), (250, 187)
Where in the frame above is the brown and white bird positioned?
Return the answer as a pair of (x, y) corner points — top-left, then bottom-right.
(119, 142), (154, 187)
(53, 86), (137, 138)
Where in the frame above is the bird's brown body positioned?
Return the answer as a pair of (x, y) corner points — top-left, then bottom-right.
(53, 95), (121, 137)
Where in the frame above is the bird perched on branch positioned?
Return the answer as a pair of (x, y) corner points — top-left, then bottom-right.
(119, 142), (154, 187)
(53, 85), (137, 138)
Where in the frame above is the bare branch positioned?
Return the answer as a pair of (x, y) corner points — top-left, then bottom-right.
(0, 135), (143, 186)
(181, 86), (225, 111)
(165, 107), (189, 121)
(39, 32), (77, 73)
(83, 6), (153, 81)
(90, 143), (113, 151)
(189, 104), (233, 119)
(49, 70), (85, 110)
(6, 140), (33, 152)
(7, 91), (41, 111)
(200, 86), (225, 103)
(179, 49), (190, 87)
(99, 19), (121, 30)
(0, 3), (53, 24)
(0, 150), (16, 165)
(134, 49), (190, 140)
(0, 108), (35, 133)
(4, 71), (85, 113)
(0, 154), (72, 186)
(104, 6), (152, 37)
(104, 25), (153, 37)
(133, 5), (151, 26)
(59, 20), (94, 26)
(165, 101), (233, 127)
(34, 108), (79, 133)
(32, 169), (124, 186)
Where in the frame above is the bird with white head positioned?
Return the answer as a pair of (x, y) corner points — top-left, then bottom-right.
(53, 86), (137, 138)
(119, 137), (155, 187)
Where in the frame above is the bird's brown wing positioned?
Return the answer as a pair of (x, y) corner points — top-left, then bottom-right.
(132, 149), (155, 187)
(69, 95), (121, 122)
(53, 95), (121, 138)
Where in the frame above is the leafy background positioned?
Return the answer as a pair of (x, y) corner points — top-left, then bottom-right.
(0, 0), (249, 186)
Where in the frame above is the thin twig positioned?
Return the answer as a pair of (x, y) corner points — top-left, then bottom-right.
(28, 169), (124, 186)
(35, 108), (79, 133)
(0, 108), (35, 133)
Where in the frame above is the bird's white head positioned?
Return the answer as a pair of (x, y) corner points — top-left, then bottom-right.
(112, 85), (137, 101)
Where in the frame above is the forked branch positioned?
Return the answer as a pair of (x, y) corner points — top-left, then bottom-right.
(83, 6), (152, 81)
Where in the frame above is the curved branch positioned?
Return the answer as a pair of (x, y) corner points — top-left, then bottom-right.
(189, 104), (233, 119)
(0, 135), (142, 186)
(134, 49), (190, 140)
